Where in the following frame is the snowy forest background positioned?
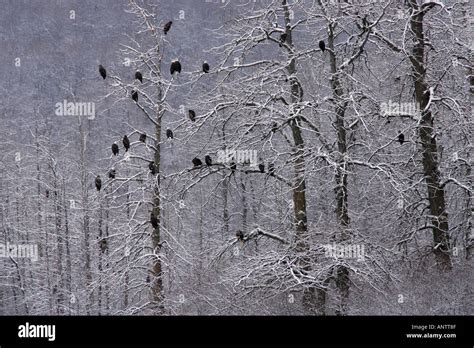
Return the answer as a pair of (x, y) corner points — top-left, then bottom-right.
(0, 0), (472, 315)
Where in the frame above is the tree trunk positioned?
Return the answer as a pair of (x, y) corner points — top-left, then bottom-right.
(408, 0), (451, 270)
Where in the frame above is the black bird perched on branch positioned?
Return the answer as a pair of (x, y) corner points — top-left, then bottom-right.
(230, 161), (237, 172)
(202, 61), (210, 73)
(112, 143), (119, 156)
(99, 239), (107, 253)
(131, 90), (138, 102)
(139, 133), (147, 142)
(192, 157), (202, 167)
(108, 169), (116, 179)
(188, 109), (196, 122)
(166, 129), (173, 139)
(319, 40), (326, 52)
(279, 33), (287, 47)
(149, 161), (157, 175)
(398, 132), (405, 145)
(99, 64), (107, 79)
(150, 213), (158, 229)
(163, 21), (172, 35)
(236, 230), (245, 243)
(170, 60), (181, 75)
(95, 175), (102, 191)
(135, 71), (143, 83)
(123, 135), (130, 152)
(205, 155), (212, 166)
(259, 163), (265, 173)
(268, 163), (275, 176)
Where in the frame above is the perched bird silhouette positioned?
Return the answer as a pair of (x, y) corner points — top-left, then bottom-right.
(170, 60), (182, 75)
(149, 161), (157, 175)
(131, 90), (138, 102)
(112, 143), (119, 156)
(108, 169), (116, 179)
(95, 175), (102, 191)
(135, 71), (143, 83)
(236, 230), (245, 244)
(99, 65), (107, 79)
(202, 61), (210, 73)
(259, 163), (265, 173)
(123, 135), (130, 152)
(319, 40), (326, 52)
(139, 133), (147, 142)
(188, 110), (196, 122)
(166, 129), (173, 139)
(192, 157), (202, 167)
(163, 21), (172, 35)
(398, 132), (405, 145)
(205, 155), (212, 166)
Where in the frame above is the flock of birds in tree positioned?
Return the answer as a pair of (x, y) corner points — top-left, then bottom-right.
(95, 20), (405, 242)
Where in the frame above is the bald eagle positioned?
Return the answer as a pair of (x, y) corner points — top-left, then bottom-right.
(166, 129), (173, 139)
(139, 133), (147, 142)
(135, 71), (143, 83)
(163, 21), (172, 35)
(99, 65), (106, 79)
(112, 143), (119, 156)
(123, 135), (130, 152)
(319, 40), (326, 52)
(149, 161), (157, 175)
(95, 175), (102, 191)
(205, 155), (212, 166)
(108, 169), (116, 179)
(192, 157), (202, 167)
(398, 132), (405, 145)
(131, 90), (138, 102)
(170, 60), (182, 75)
(203, 61), (210, 73)
(188, 110), (196, 122)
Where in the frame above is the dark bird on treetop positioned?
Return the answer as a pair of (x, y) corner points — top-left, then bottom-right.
(99, 239), (107, 253)
(166, 129), (173, 139)
(205, 155), (212, 166)
(139, 133), (147, 143)
(108, 169), (116, 179)
(192, 157), (202, 167)
(135, 71), (143, 83)
(319, 40), (326, 52)
(202, 61), (210, 73)
(236, 230), (244, 243)
(398, 132), (405, 145)
(259, 163), (265, 173)
(149, 161), (157, 175)
(112, 143), (119, 156)
(170, 60), (182, 75)
(95, 175), (102, 191)
(99, 65), (107, 79)
(188, 109), (196, 122)
(230, 161), (237, 172)
(279, 33), (287, 47)
(123, 135), (130, 152)
(150, 213), (158, 229)
(163, 21), (172, 34)
(131, 90), (138, 102)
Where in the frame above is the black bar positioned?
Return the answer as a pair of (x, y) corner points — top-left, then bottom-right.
(0, 316), (472, 346)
